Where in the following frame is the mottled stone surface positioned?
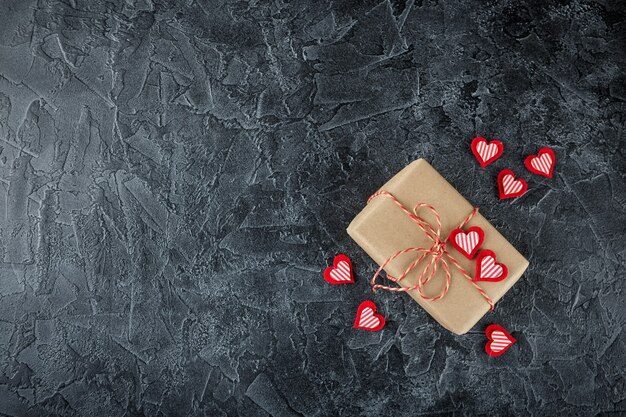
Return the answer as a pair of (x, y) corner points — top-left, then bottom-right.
(0, 0), (624, 415)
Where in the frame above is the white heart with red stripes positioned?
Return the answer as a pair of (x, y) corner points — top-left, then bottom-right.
(530, 153), (553, 175)
(525, 148), (556, 178)
(449, 226), (484, 260)
(485, 324), (516, 357)
(357, 307), (379, 328)
(455, 231), (480, 255)
(475, 250), (508, 282)
(471, 137), (503, 167)
(489, 330), (513, 352)
(476, 141), (499, 162)
(329, 260), (351, 282)
(353, 300), (385, 332)
(498, 169), (528, 199)
(324, 254), (354, 285)
(480, 255), (503, 279)
(501, 174), (523, 194)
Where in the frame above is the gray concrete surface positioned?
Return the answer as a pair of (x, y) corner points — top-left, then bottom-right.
(0, 0), (625, 415)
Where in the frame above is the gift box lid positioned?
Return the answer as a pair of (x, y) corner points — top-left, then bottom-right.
(347, 159), (529, 334)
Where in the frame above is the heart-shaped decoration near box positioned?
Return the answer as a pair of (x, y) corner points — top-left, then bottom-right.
(485, 324), (516, 357)
(448, 226), (484, 259)
(471, 137), (504, 168)
(474, 250), (508, 282)
(353, 300), (385, 332)
(525, 147), (555, 178)
(497, 169), (528, 199)
(323, 254), (354, 285)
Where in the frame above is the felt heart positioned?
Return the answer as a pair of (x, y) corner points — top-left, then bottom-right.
(485, 324), (516, 357)
(474, 250), (508, 282)
(353, 300), (385, 332)
(497, 169), (528, 199)
(448, 226), (485, 259)
(525, 147), (555, 178)
(324, 254), (354, 285)
(471, 137), (504, 168)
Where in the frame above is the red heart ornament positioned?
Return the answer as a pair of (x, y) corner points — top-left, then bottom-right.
(485, 324), (516, 357)
(471, 137), (504, 168)
(497, 169), (528, 199)
(525, 147), (555, 178)
(324, 254), (354, 285)
(448, 226), (485, 259)
(353, 300), (385, 332)
(474, 250), (508, 282)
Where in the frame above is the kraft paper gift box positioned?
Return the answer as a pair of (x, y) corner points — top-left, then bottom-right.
(347, 159), (529, 335)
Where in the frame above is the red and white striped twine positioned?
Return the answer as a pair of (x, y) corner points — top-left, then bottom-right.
(367, 190), (494, 310)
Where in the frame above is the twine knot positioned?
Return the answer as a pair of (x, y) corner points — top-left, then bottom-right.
(432, 241), (446, 258)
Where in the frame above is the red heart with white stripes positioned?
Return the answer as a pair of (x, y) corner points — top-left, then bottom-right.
(353, 300), (385, 332)
(525, 147), (555, 178)
(324, 254), (354, 285)
(485, 324), (516, 357)
(471, 137), (504, 168)
(474, 250), (508, 282)
(448, 226), (484, 259)
(497, 169), (528, 199)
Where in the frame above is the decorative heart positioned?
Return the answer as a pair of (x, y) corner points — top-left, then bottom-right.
(497, 169), (528, 199)
(448, 226), (485, 259)
(475, 250), (508, 282)
(485, 324), (516, 357)
(471, 137), (504, 168)
(525, 147), (555, 178)
(353, 300), (385, 332)
(324, 254), (354, 285)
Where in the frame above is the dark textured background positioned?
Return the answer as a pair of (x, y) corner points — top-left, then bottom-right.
(0, 0), (625, 416)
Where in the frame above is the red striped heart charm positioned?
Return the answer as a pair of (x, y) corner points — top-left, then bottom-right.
(353, 300), (385, 332)
(448, 226), (484, 259)
(324, 254), (354, 285)
(474, 250), (508, 282)
(497, 169), (528, 199)
(525, 147), (555, 178)
(485, 324), (516, 357)
(471, 137), (504, 168)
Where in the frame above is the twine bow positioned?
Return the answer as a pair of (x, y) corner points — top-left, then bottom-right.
(367, 190), (494, 310)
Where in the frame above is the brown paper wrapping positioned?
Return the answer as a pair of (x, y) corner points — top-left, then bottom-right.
(347, 159), (529, 335)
